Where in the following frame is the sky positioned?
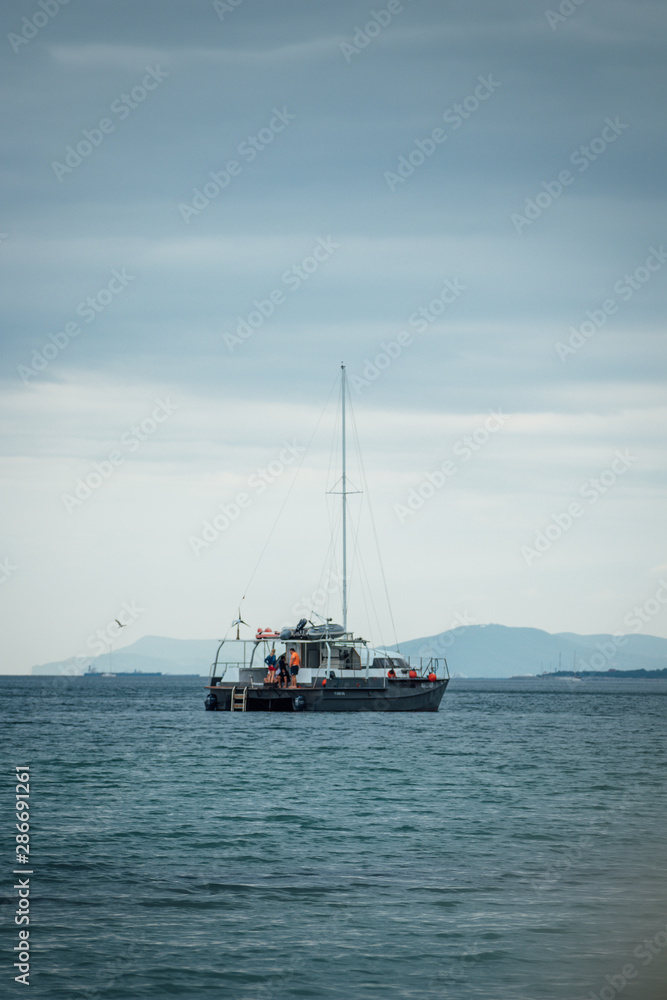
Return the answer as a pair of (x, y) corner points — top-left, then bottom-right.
(1, 0), (666, 673)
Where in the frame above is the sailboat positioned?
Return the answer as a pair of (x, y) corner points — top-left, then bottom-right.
(204, 365), (450, 712)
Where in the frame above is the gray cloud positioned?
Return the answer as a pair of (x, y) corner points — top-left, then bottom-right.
(1, 0), (666, 670)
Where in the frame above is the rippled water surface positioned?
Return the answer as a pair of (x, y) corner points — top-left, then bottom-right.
(1, 676), (666, 999)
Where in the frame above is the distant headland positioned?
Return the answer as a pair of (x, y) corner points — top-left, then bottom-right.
(540, 668), (667, 680)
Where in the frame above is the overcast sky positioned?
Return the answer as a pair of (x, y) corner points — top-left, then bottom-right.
(1, 0), (666, 673)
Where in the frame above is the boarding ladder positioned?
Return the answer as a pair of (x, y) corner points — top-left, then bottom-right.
(230, 686), (248, 712)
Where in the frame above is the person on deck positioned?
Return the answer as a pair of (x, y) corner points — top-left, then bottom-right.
(277, 652), (288, 687)
(264, 647), (277, 683)
(289, 647), (300, 688)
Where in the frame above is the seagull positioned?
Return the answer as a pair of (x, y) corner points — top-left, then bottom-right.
(114, 619), (126, 628)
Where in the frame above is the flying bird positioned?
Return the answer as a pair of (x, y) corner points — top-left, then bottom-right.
(115, 619), (126, 628)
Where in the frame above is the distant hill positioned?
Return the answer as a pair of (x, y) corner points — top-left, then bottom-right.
(31, 636), (223, 676)
(30, 625), (667, 678)
(393, 624), (667, 678)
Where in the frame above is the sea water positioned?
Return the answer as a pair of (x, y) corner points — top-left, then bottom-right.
(1, 676), (665, 1000)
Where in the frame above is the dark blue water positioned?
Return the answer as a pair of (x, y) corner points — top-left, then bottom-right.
(1, 676), (666, 999)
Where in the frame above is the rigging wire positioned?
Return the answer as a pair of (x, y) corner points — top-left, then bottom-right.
(236, 366), (398, 654)
(314, 372), (393, 649)
(321, 398), (342, 598)
(346, 388), (402, 654)
(237, 372), (340, 610)
(306, 394), (345, 624)
(308, 500), (342, 622)
(346, 500), (387, 650)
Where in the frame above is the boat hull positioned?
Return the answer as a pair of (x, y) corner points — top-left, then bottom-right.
(205, 678), (449, 713)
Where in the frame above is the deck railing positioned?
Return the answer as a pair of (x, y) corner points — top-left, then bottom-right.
(210, 656), (450, 686)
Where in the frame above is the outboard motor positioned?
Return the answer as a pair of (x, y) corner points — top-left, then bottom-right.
(292, 694), (306, 711)
(204, 692), (218, 711)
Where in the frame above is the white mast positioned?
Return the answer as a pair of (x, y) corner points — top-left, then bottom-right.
(341, 362), (348, 633)
(328, 363), (359, 633)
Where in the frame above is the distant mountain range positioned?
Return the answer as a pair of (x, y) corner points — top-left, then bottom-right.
(394, 624), (667, 677)
(30, 625), (667, 678)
